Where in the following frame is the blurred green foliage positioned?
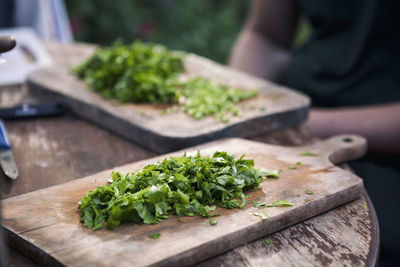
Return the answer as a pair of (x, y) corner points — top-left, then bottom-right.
(66, 0), (249, 64)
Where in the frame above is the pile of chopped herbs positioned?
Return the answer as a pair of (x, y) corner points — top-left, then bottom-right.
(79, 151), (280, 230)
(180, 78), (257, 122)
(73, 40), (258, 122)
(73, 40), (184, 103)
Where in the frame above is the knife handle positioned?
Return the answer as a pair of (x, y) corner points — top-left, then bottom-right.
(0, 102), (67, 120)
(0, 119), (10, 149)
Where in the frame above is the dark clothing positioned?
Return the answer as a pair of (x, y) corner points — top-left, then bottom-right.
(286, 0), (400, 107)
(0, 0), (15, 27)
(284, 0), (400, 266)
(351, 156), (400, 267)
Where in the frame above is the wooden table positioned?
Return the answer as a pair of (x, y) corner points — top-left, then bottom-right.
(1, 42), (379, 266)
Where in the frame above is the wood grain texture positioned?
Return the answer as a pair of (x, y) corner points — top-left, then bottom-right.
(197, 193), (376, 267)
(27, 44), (310, 153)
(2, 136), (366, 267)
(0, 85), (156, 199)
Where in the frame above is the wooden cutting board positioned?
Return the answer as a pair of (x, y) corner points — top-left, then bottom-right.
(2, 135), (366, 267)
(27, 50), (309, 153)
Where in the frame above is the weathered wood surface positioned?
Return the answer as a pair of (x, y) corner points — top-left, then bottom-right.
(2, 136), (366, 267)
(27, 43), (309, 153)
(198, 193), (378, 267)
(0, 86), (156, 200)
(1, 42), (379, 267)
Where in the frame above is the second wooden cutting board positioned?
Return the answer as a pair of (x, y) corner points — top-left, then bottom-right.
(2, 135), (366, 266)
(27, 48), (310, 153)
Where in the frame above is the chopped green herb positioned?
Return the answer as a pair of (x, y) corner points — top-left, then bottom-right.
(288, 166), (297, 170)
(259, 107), (267, 112)
(296, 162), (302, 165)
(266, 200), (294, 207)
(209, 219), (218, 225)
(263, 239), (274, 245)
(138, 111), (145, 116)
(149, 232), (161, 239)
(257, 169), (281, 178)
(177, 217), (183, 222)
(181, 77), (258, 122)
(252, 200), (267, 208)
(254, 211), (269, 220)
(253, 199), (293, 209)
(73, 40), (184, 104)
(306, 189), (314, 195)
(299, 152), (318, 156)
(73, 41), (258, 122)
(80, 151), (280, 230)
(245, 194), (251, 198)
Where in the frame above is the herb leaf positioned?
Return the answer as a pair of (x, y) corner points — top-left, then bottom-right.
(257, 169), (281, 178)
(253, 199), (294, 209)
(209, 219), (218, 225)
(266, 200), (294, 207)
(299, 152), (318, 156)
(263, 239), (274, 245)
(306, 189), (314, 195)
(149, 232), (161, 239)
(252, 200), (267, 208)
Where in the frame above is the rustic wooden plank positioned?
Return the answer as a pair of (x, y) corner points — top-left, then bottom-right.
(0, 84), (156, 200)
(2, 136), (366, 266)
(27, 46), (310, 153)
(197, 194), (375, 267)
(2, 113), (156, 199)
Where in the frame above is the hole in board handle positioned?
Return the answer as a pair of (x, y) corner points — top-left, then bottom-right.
(342, 137), (353, 143)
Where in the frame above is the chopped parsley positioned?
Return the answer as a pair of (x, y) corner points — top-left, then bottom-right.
(296, 162), (302, 165)
(306, 189), (314, 195)
(253, 200), (293, 208)
(73, 40), (184, 104)
(288, 166), (297, 170)
(209, 219), (218, 225)
(148, 232), (161, 239)
(252, 200), (267, 208)
(73, 40), (258, 122)
(79, 151), (280, 230)
(257, 169), (281, 178)
(266, 200), (293, 207)
(180, 77), (257, 122)
(263, 239), (274, 245)
(299, 152), (318, 156)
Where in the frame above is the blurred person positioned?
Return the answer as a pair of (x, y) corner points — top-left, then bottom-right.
(229, 0), (400, 266)
(0, 0), (73, 42)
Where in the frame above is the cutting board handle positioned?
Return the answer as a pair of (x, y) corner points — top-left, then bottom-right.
(322, 134), (367, 164)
